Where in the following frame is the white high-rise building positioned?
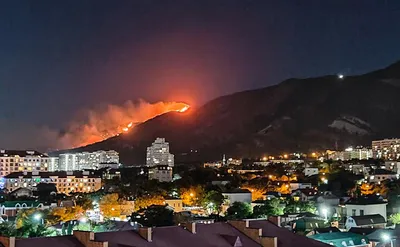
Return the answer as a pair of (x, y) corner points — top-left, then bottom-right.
(146, 138), (174, 167)
(58, 150), (119, 171)
(0, 150), (49, 177)
(48, 157), (59, 172)
(58, 154), (78, 171)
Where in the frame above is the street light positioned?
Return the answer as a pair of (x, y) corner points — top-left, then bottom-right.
(33, 213), (44, 224)
(382, 233), (393, 247)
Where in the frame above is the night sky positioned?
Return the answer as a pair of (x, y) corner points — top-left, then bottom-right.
(1, 0), (400, 150)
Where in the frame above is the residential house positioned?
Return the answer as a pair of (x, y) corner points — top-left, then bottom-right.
(344, 196), (387, 221)
(222, 189), (252, 205)
(304, 168), (319, 177)
(369, 169), (398, 183)
(349, 228), (397, 247)
(309, 232), (369, 247)
(289, 182), (312, 192)
(291, 188), (318, 201)
(165, 197), (183, 212)
(345, 214), (386, 230)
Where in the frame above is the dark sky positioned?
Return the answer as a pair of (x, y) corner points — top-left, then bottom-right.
(1, 0), (400, 149)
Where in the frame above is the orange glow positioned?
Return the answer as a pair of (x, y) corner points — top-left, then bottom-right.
(178, 105), (190, 112)
(58, 100), (192, 148)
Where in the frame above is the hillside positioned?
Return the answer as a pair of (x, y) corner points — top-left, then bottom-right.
(71, 61), (400, 164)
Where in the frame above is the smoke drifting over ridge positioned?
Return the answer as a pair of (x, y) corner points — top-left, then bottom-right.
(54, 100), (189, 149)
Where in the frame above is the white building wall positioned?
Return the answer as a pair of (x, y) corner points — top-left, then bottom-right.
(222, 193), (252, 205)
(345, 203), (387, 220)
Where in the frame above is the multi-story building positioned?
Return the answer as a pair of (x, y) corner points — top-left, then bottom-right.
(146, 138), (174, 167)
(148, 165), (173, 182)
(58, 150), (119, 171)
(48, 157), (59, 172)
(0, 150), (49, 177)
(328, 147), (372, 161)
(372, 138), (400, 160)
(4, 171), (102, 195)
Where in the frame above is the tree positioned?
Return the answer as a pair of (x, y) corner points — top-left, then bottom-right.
(35, 183), (57, 202)
(390, 213), (400, 225)
(226, 202), (252, 220)
(99, 193), (121, 218)
(132, 205), (174, 227)
(203, 190), (225, 215)
(285, 200), (316, 214)
(134, 195), (165, 211)
(48, 206), (84, 223)
(253, 198), (284, 218)
(15, 208), (38, 228)
(75, 194), (94, 210)
(360, 183), (374, 195)
(180, 185), (205, 206)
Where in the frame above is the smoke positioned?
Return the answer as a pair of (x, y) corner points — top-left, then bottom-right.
(54, 100), (189, 149)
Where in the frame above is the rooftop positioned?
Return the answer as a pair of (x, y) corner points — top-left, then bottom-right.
(349, 214), (386, 226)
(0, 150), (47, 158)
(345, 195), (387, 205)
(4, 171), (101, 179)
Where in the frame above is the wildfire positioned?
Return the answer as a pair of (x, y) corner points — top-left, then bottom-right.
(178, 105), (190, 112)
(57, 100), (191, 148)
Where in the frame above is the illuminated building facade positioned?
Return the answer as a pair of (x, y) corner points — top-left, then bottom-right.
(148, 165), (173, 182)
(58, 150), (119, 171)
(4, 171), (101, 195)
(372, 138), (400, 160)
(0, 150), (48, 177)
(146, 138), (174, 167)
(328, 147), (372, 161)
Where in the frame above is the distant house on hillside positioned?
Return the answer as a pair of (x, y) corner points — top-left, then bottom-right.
(344, 196), (387, 221)
(345, 214), (386, 230)
(222, 188), (252, 205)
(369, 168), (398, 183)
(291, 188), (318, 201)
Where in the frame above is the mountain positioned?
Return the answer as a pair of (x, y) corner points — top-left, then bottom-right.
(71, 61), (400, 164)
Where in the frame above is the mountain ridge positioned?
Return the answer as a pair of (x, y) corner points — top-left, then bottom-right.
(68, 60), (400, 164)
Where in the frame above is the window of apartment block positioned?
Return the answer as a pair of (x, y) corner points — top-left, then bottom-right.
(360, 210), (364, 216)
(352, 209), (356, 216)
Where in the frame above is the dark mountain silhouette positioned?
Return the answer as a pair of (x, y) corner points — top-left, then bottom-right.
(68, 61), (400, 164)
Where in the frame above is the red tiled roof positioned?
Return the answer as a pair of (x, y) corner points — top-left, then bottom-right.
(248, 220), (330, 247)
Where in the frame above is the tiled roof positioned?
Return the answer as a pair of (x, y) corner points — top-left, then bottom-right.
(345, 196), (386, 205)
(4, 220), (332, 247)
(350, 214), (386, 226)
(15, 235), (85, 247)
(248, 220), (330, 247)
(95, 223), (261, 247)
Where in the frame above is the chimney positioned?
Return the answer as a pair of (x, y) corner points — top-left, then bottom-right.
(228, 220), (277, 247)
(139, 227), (152, 242)
(260, 237), (278, 247)
(0, 236), (15, 247)
(73, 231), (108, 247)
(268, 216), (281, 227)
(183, 222), (196, 234)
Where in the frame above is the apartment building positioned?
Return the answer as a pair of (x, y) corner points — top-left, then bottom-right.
(372, 138), (400, 160)
(4, 171), (102, 195)
(0, 150), (49, 177)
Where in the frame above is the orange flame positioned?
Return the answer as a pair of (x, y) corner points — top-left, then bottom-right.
(56, 100), (191, 148)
